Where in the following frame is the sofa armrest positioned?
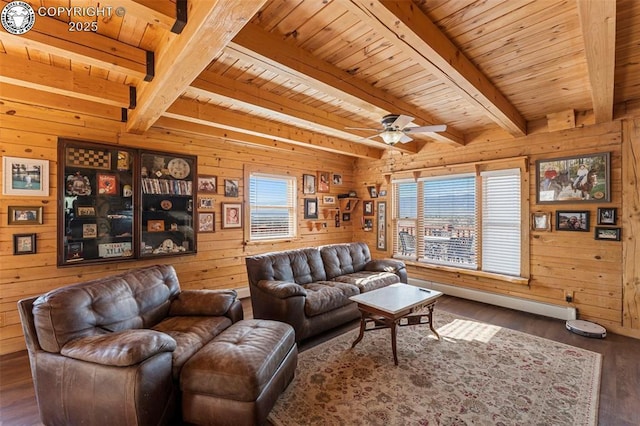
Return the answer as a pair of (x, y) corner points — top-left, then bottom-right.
(61, 329), (176, 367)
(256, 280), (307, 299)
(169, 289), (237, 316)
(364, 259), (408, 283)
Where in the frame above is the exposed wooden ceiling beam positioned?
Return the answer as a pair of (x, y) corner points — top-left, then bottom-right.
(0, 55), (132, 108)
(230, 23), (464, 146)
(0, 13), (150, 81)
(349, 0), (527, 138)
(187, 71), (418, 154)
(577, 0), (616, 123)
(117, 0), (186, 33)
(126, 0), (267, 134)
(164, 98), (383, 160)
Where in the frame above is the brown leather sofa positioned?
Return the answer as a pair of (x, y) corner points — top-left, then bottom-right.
(17, 264), (245, 425)
(246, 242), (407, 342)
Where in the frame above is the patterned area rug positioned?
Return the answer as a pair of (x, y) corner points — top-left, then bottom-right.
(268, 310), (601, 425)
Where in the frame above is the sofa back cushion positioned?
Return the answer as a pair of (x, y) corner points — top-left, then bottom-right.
(321, 242), (371, 280)
(32, 265), (181, 353)
(245, 248), (327, 286)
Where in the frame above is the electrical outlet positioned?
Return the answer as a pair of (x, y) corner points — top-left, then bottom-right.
(565, 291), (574, 303)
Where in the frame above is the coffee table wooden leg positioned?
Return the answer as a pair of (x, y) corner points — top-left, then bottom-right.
(352, 312), (366, 348)
(391, 320), (398, 365)
(427, 305), (440, 340)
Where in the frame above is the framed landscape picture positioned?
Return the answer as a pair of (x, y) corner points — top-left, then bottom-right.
(556, 210), (590, 232)
(536, 152), (609, 204)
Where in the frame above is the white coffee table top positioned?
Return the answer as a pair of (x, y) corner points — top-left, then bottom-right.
(349, 283), (443, 315)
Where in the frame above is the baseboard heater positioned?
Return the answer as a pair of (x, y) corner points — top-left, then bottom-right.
(408, 278), (577, 321)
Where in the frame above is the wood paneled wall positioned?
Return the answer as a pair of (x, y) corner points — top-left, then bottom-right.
(354, 118), (640, 339)
(0, 108), (357, 355)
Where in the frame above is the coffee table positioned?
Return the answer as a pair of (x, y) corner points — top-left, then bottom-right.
(349, 283), (443, 365)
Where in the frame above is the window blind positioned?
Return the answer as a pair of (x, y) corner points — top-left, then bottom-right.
(481, 169), (521, 276)
(394, 181), (417, 257)
(249, 173), (296, 240)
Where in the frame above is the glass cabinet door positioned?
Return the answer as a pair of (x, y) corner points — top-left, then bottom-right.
(140, 151), (196, 257)
(59, 141), (135, 265)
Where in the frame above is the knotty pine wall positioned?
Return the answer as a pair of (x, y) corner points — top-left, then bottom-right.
(354, 116), (640, 340)
(0, 107), (357, 355)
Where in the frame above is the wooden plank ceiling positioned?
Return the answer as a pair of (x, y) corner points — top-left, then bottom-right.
(1, 0), (638, 159)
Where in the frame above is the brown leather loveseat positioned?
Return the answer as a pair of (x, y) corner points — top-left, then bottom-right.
(246, 242), (407, 342)
(17, 264), (245, 425)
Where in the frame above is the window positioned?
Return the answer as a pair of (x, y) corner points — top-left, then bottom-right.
(392, 162), (525, 278)
(248, 172), (296, 241)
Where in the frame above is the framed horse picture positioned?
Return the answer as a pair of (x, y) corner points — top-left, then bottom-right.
(535, 152), (610, 204)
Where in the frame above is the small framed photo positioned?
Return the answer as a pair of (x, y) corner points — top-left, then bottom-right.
(368, 186), (378, 198)
(198, 212), (215, 232)
(531, 212), (551, 231)
(322, 195), (336, 205)
(317, 171), (330, 193)
(82, 223), (97, 239)
(97, 173), (118, 195)
(332, 173), (343, 185)
(304, 198), (318, 219)
(597, 207), (616, 225)
(221, 203), (242, 229)
(147, 220), (165, 232)
(76, 205), (96, 217)
(199, 197), (214, 210)
(594, 227), (621, 241)
(379, 190), (387, 197)
(224, 179), (239, 197)
(363, 200), (374, 216)
(303, 174), (316, 194)
(363, 218), (373, 231)
(14, 233), (36, 255)
(3, 157), (49, 196)
(556, 210), (590, 232)
(342, 212), (351, 222)
(197, 175), (217, 194)
(8, 206), (43, 225)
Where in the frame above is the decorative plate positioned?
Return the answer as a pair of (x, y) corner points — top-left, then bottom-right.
(160, 200), (172, 210)
(66, 173), (92, 196)
(167, 158), (190, 179)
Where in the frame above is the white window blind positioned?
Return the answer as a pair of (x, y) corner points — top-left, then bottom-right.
(482, 169), (521, 276)
(394, 181), (417, 257)
(421, 175), (477, 268)
(249, 173), (296, 241)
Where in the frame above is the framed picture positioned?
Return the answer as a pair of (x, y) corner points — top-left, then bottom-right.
(368, 186), (378, 198)
(322, 195), (336, 205)
(317, 171), (330, 193)
(199, 197), (214, 210)
(379, 190), (387, 197)
(197, 175), (217, 194)
(198, 212), (215, 232)
(224, 179), (239, 197)
(594, 227), (621, 241)
(221, 203), (242, 229)
(97, 173), (118, 195)
(377, 201), (387, 250)
(8, 206), (43, 225)
(332, 173), (343, 185)
(597, 207), (616, 225)
(556, 210), (590, 231)
(147, 220), (165, 232)
(363, 218), (373, 231)
(304, 198), (318, 219)
(342, 212), (351, 221)
(14, 233), (36, 255)
(3, 156), (49, 196)
(363, 200), (374, 216)
(303, 174), (316, 194)
(82, 223), (97, 239)
(75, 205), (96, 217)
(531, 212), (551, 231)
(536, 152), (610, 203)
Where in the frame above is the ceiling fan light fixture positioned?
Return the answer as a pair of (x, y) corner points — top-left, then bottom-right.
(381, 130), (404, 145)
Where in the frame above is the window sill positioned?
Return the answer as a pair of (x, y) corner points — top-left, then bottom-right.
(397, 257), (530, 285)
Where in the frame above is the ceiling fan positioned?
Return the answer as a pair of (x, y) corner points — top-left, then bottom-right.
(347, 114), (447, 145)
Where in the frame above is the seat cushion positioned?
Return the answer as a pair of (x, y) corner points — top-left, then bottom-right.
(153, 315), (232, 378)
(302, 281), (359, 317)
(332, 271), (400, 293)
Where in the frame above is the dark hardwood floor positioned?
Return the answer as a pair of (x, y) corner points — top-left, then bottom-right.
(1, 295), (639, 426)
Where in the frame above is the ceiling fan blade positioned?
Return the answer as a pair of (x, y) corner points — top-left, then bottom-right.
(404, 124), (447, 133)
(398, 134), (413, 144)
(345, 127), (383, 132)
(390, 114), (415, 129)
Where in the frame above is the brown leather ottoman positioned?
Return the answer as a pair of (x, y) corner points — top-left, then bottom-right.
(180, 319), (297, 426)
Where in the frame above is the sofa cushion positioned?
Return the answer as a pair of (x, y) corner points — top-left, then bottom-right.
(246, 248), (327, 286)
(320, 242), (371, 280)
(153, 316), (233, 378)
(302, 281), (358, 317)
(169, 289), (237, 316)
(332, 271), (401, 293)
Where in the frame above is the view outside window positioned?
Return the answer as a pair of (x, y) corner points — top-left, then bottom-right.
(249, 173), (296, 240)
